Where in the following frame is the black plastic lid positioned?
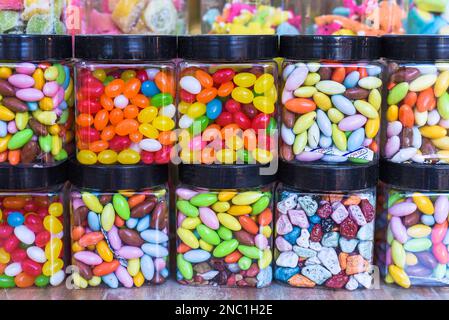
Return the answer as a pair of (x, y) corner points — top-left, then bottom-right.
(382, 35), (449, 61)
(0, 162), (67, 190)
(279, 161), (378, 192)
(280, 35), (380, 60)
(178, 35), (278, 61)
(68, 160), (168, 190)
(74, 35), (177, 61)
(380, 159), (449, 191)
(0, 35), (72, 61)
(179, 164), (277, 189)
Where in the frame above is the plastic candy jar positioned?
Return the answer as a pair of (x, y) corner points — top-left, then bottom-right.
(279, 36), (382, 165)
(300, 0), (406, 35)
(201, 0), (302, 35)
(69, 160), (169, 288)
(75, 0), (188, 35)
(177, 35), (279, 165)
(0, 0), (67, 34)
(0, 165), (68, 288)
(382, 36), (449, 164)
(405, 0), (449, 34)
(176, 164), (276, 287)
(377, 160), (449, 288)
(0, 35), (74, 167)
(74, 35), (177, 166)
(274, 161), (378, 289)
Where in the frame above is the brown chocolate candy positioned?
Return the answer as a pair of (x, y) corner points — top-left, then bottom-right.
(118, 229), (145, 246)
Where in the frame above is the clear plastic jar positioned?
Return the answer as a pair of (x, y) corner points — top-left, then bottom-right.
(376, 160), (449, 288)
(201, 0), (301, 35)
(74, 36), (177, 166)
(405, 0), (449, 34)
(0, 35), (74, 167)
(176, 164), (276, 287)
(69, 161), (169, 288)
(176, 35), (278, 166)
(76, 0), (188, 35)
(0, 165), (68, 288)
(300, 0), (406, 35)
(279, 36), (382, 165)
(382, 36), (449, 164)
(274, 162), (378, 289)
(0, 0), (67, 34)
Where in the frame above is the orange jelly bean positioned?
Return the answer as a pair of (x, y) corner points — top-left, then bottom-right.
(105, 79), (125, 98)
(94, 109), (109, 131)
(115, 119), (139, 136)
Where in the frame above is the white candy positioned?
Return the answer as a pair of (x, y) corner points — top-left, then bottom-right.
(5, 262), (22, 277)
(179, 114), (194, 129)
(114, 94), (129, 109)
(27, 246), (47, 263)
(139, 138), (162, 152)
(180, 76), (201, 94)
(159, 104), (176, 118)
(50, 270), (65, 287)
(14, 225), (35, 245)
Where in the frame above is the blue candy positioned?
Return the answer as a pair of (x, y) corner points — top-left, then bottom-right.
(284, 227), (301, 245)
(102, 273), (119, 288)
(126, 217), (139, 229)
(421, 214), (435, 226)
(275, 267), (300, 283)
(87, 211), (101, 231)
(206, 98), (222, 120)
(7, 212), (24, 227)
(347, 128), (365, 152)
(0, 121), (7, 138)
(141, 81), (160, 97)
(309, 214), (321, 224)
(343, 71), (360, 89)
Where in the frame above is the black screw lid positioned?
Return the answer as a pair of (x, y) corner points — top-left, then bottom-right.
(280, 35), (380, 60)
(179, 164), (277, 189)
(0, 35), (72, 61)
(0, 162), (67, 190)
(380, 159), (449, 191)
(68, 160), (168, 190)
(178, 35), (278, 61)
(74, 35), (177, 61)
(279, 161), (378, 192)
(382, 35), (449, 61)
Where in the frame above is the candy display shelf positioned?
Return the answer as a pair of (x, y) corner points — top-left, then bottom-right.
(2, 280), (449, 300)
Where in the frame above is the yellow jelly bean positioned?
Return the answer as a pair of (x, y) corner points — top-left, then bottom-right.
(231, 87), (254, 104)
(391, 240), (406, 268)
(412, 193), (434, 214)
(212, 201), (231, 213)
(258, 248), (272, 269)
(387, 105), (399, 122)
(43, 215), (63, 234)
(152, 116), (175, 131)
(232, 192), (263, 205)
(88, 276), (102, 287)
(217, 213), (241, 231)
(15, 112), (29, 131)
(332, 124), (347, 151)
(180, 149), (199, 164)
(313, 92), (332, 111)
(33, 110), (57, 125)
(0, 135), (10, 153)
(73, 273), (88, 289)
(261, 225), (272, 238)
(177, 228), (199, 249)
(228, 205), (252, 216)
(45, 238), (62, 261)
(98, 150), (118, 164)
(72, 241), (83, 253)
(101, 203), (115, 232)
(127, 258), (140, 276)
(0, 248), (10, 264)
(39, 97), (54, 111)
(293, 86), (317, 98)
(139, 123), (159, 139)
(293, 112), (316, 134)
(178, 101), (190, 114)
(407, 224), (432, 238)
(48, 124), (60, 135)
(384, 273), (394, 284)
(252, 148), (273, 164)
(82, 192), (103, 213)
(51, 135), (62, 156)
(117, 149), (140, 164)
(354, 100), (378, 119)
(43, 258), (63, 276)
(435, 70), (449, 97)
(405, 253), (418, 266)
(199, 239), (214, 252)
(438, 150), (449, 163)
(187, 102), (206, 119)
(0, 209), (2, 221)
(133, 271), (145, 287)
(93, 69), (107, 82)
(233, 72), (256, 88)
(181, 217), (202, 230)
(419, 126), (447, 139)
(215, 149), (236, 164)
(264, 85), (277, 103)
(218, 191), (237, 202)
(432, 136), (449, 150)
(254, 74), (274, 94)
(365, 117), (380, 139)
(0, 67), (12, 79)
(368, 89), (382, 110)
(138, 106), (158, 123)
(293, 131), (307, 155)
(44, 66), (58, 81)
(77, 150), (98, 165)
(0, 105), (15, 121)
(304, 73), (321, 86)
(388, 265), (411, 289)
(49, 202), (63, 217)
(96, 240), (113, 262)
(225, 135), (244, 150)
(253, 96), (274, 114)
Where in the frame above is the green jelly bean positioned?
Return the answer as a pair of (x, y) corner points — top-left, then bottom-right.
(437, 92), (449, 120)
(403, 238), (432, 252)
(55, 64), (66, 85)
(54, 149), (68, 161)
(349, 157), (369, 164)
(35, 275), (50, 287)
(57, 109), (69, 124)
(263, 192), (272, 199)
(151, 93), (173, 107)
(391, 240), (406, 268)
(238, 245), (262, 259)
(189, 115), (209, 135)
(196, 224), (221, 246)
(39, 134), (52, 153)
(434, 264), (447, 279)
(112, 193), (130, 220)
(15, 112), (29, 130)
(177, 254), (193, 280)
(236, 149), (254, 164)
(213, 239), (239, 258)
(387, 82), (409, 105)
(332, 124), (347, 151)
(217, 226), (233, 240)
(8, 128), (33, 150)
(388, 192), (404, 208)
(238, 256), (252, 271)
(190, 193), (218, 207)
(103, 76), (114, 86)
(176, 200), (199, 217)
(293, 131), (307, 154)
(251, 196), (270, 215)
(266, 117), (277, 136)
(0, 275), (15, 288)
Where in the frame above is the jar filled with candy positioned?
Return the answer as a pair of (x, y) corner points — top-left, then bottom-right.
(275, 161), (378, 289)
(176, 164), (276, 287)
(0, 0), (68, 34)
(383, 36), (449, 164)
(0, 165), (68, 288)
(377, 160), (449, 288)
(300, 0), (406, 35)
(74, 35), (177, 166)
(405, 0), (449, 34)
(177, 35), (278, 165)
(279, 36), (382, 165)
(75, 0), (188, 35)
(201, 0), (302, 35)
(0, 35), (74, 167)
(69, 160), (169, 288)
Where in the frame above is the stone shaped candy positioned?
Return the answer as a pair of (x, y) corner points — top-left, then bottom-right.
(331, 202), (349, 224)
(317, 247), (341, 275)
(358, 241), (373, 261)
(296, 229), (310, 248)
(276, 251), (299, 268)
(309, 241), (322, 252)
(301, 265), (332, 285)
(256, 267), (272, 288)
(297, 196), (318, 216)
(277, 195), (298, 214)
(357, 222), (374, 241)
(321, 232), (339, 247)
(288, 209), (309, 228)
(339, 238), (359, 253)
(276, 236), (292, 252)
(304, 256), (321, 266)
(293, 246), (317, 259)
(348, 205), (367, 226)
(345, 276), (359, 291)
(276, 214), (293, 235)
(354, 272), (373, 289)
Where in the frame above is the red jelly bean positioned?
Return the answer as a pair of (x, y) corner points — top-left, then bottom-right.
(11, 248), (27, 263)
(136, 70), (149, 82)
(35, 231), (51, 248)
(224, 99), (241, 113)
(80, 79), (104, 98)
(108, 136), (131, 152)
(22, 259), (42, 277)
(78, 100), (102, 114)
(25, 214), (43, 233)
(212, 68), (235, 84)
(3, 235), (19, 253)
(77, 127), (101, 143)
(215, 112), (233, 127)
(251, 113), (270, 131)
(0, 224), (13, 239)
(154, 145), (171, 164)
(180, 89), (196, 103)
(233, 112), (251, 130)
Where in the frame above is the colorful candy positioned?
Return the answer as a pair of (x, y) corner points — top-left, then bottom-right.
(406, 0), (449, 34)
(0, 194), (65, 288)
(176, 188), (273, 287)
(70, 188), (169, 288)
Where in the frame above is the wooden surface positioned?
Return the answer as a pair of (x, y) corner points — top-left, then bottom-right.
(2, 280), (449, 300)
